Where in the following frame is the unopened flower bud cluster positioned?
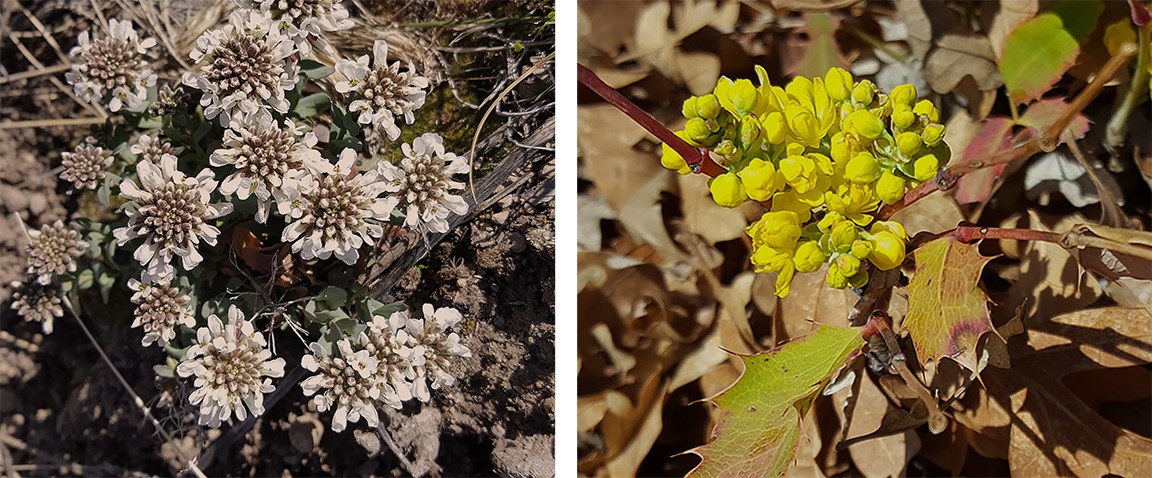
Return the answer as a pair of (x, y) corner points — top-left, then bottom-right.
(8, 220), (89, 333)
(661, 67), (950, 296)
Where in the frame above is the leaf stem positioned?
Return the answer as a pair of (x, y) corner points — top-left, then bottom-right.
(1106, 33), (1150, 151)
(576, 63), (724, 177)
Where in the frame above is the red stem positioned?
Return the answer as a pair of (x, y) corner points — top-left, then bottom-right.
(577, 63), (725, 177)
(942, 225), (1063, 244)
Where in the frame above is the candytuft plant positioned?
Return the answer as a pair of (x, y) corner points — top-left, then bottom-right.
(9, 0), (477, 439)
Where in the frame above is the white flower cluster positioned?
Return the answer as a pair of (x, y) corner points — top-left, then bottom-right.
(177, 306), (286, 427)
(211, 119), (326, 223)
(183, 9), (299, 130)
(131, 134), (183, 165)
(66, 18), (157, 111)
(380, 133), (469, 233)
(301, 304), (471, 432)
(235, 0), (354, 55)
(277, 148), (395, 265)
(113, 155), (233, 282)
(8, 221), (87, 332)
(336, 40), (429, 141)
(128, 278), (195, 346)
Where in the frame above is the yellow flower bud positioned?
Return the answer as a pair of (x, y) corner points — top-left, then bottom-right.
(660, 130), (693, 174)
(844, 151), (882, 184)
(888, 84), (917, 107)
(835, 254), (861, 278)
(739, 158), (784, 201)
(913, 154), (939, 182)
(830, 220), (859, 251)
(818, 211), (845, 233)
(913, 99), (939, 122)
(697, 94), (721, 119)
(751, 244), (791, 271)
(892, 105), (916, 130)
(785, 105), (821, 147)
(870, 220), (907, 240)
(867, 230), (906, 270)
(850, 239), (873, 259)
(852, 80), (876, 105)
(846, 110), (885, 140)
(682, 96), (700, 119)
(896, 132), (922, 157)
(794, 241), (826, 273)
(775, 261), (796, 297)
(921, 123), (945, 146)
(714, 139), (737, 157)
(826, 261), (849, 289)
(685, 117), (713, 142)
(739, 115), (763, 146)
(876, 170), (906, 204)
(829, 131), (858, 164)
(730, 79), (759, 116)
(749, 210), (802, 251)
(761, 111), (787, 144)
(825, 67), (853, 102)
(710, 172), (748, 208)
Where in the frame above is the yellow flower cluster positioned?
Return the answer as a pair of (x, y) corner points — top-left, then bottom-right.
(662, 67), (950, 296)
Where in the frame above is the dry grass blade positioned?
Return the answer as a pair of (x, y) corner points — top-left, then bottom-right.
(0, 63), (70, 85)
(0, 117), (107, 129)
(467, 50), (555, 201)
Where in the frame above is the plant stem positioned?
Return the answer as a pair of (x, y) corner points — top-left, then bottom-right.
(942, 225), (1064, 244)
(876, 44), (1137, 220)
(576, 63), (724, 177)
(1106, 32), (1150, 151)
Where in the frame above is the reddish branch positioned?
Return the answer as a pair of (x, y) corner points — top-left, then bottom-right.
(577, 63), (725, 177)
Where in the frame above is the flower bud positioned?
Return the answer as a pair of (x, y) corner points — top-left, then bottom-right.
(835, 254), (861, 278)
(867, 230), (906, 270)
(739, 158), (783, 201)
(818, 211), (845, 233)
(685, 117), (713, 142)
(844, 151), (882, 184)
(913, 154), (939, 182)
(891, 105), (916, 130)
(876, 170), (906, 204)
(794, 241), (826, 273)
(846, 110), (885, 140)
(830, 131), (858, 164)
(749, 210), (802, 250)
(696, 94), (721, 119)
(896, 132), (923, 157)
(714, 139), (737, 158)
(826, 262), (849, 289)
(825, 67), (853, 102)
(682, 96), (699, 119)
(852, 80), (876, 105)
(710, 172), (748, 207)
(870, 221), (908, 240)
(921, 123), (945, 146)
(830, 221), (859, 251)
(761, 111), (787, 144)
(913, 99), (939, 122)
(847, 269), (870, 288)
(730, 79), (759, 116)
(660, 131), (692, 174)
(850, 239), (873, 259)
(888, 84), (917, 107)
(739, 115), (763, 146)
(785, 105), (821, 146)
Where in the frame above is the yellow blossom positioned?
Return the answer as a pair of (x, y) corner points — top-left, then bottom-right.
(846, 109), (885, 140)
(794, 241), (826, 273)
(771, 190), (813, 223)
(867, 230), (906, 270)
(825, 182), (880, 226)
(913, 154), (939, 182)
(710, 172), (748, 207)
(825, 67), (853, 102)
(761, 111), (787, 144)
(738, 158), (784, 201)
(844, 151), (882, 184)
(748, 210), (802, 251)
(876, 170), (906, 204)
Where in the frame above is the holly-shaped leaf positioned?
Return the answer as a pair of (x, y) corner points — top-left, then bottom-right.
(998, 13), (1080, 104)
(904, 237), (996, 373)
(689, 325), (864, 478)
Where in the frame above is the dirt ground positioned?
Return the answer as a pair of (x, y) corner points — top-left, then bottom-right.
(0, 1), (554, 476)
